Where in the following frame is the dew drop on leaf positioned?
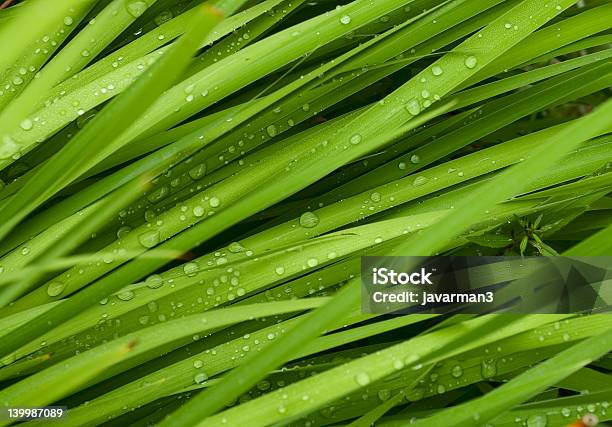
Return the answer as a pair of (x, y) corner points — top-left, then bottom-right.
(355, 372), (370, 386)
(117, 290), (134, 301)
(405, 98), (421, 116)
(431, 65), (443, 76)
(350, 134), (362, 145)
(412, 176), (428, 186)
(154, 10), (173, 26)
(228, 242), (245, 253)
(378, 389), (391, 401)
(266, 124), (277, 137)
(138, 230), (160, 248)
(47, 281), (66, 297)
(526, 414), (547, 427)
(299, 211), (320, 228)
(183, 262), (199, 276)
(480, 359), (497, 378)
(20, 119), (33, 131)
(0, 136), (21, 160)
(451, 365), (463, 378)
(193, 206), (205, 217)
(145, 274), (163, 289)
(209, 197), (220, 208)
(126, 0), (149, 18)
(194, 372), (208, 384)
(188, 163), (206, 180)
(464, 55), (478, 69)
(340, 15), (351, 24)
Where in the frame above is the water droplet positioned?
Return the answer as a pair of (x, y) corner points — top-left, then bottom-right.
(480, 359), (497, 378)
(188, 163), (206, 180)
(355, 372), (370, 386)
(407, 386), (425, 401)
(228, 242), (245, 253)
(307, 258), (318, 267)
(126, 0), (149, 18)
(432, 65), (443, 76)
(410, 154), (420, 164)
(183, 262), (199, 276)
(117, 290), (134, 301)
(350, 134), (362, 145)
(193, 206), (205, 217)
(405, 98), (421, 116)
(209, 197), (220, 208)
(412, 176), (428, 186)
(504, 22), (513, 29)
(370, 192), (381, 202)
(299, 211), (320, 228)
(340, 15), (351, 24)
(47, 281), (66, 297)
(19, 119), (33, 131)
(63, 16), (73, 26)
(193, 359), (203, 368)
(526, 414), (547, 427)
(145, 274), (163, 289)
(194, 372), (208, 384)
(275, 266), (285, 275)
(266, 125), (277, 137)
(154, 10), (173, 26)
(81, 49), (90, 57)
(0, 136), (21, 159)
(464, 55), (478, 69)
(451, 365), (463, 378)
(138, 230), (160, 248)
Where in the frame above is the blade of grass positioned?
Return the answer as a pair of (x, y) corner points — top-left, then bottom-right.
(409, 325), (612, 426)
(0, 0), (250, 241)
